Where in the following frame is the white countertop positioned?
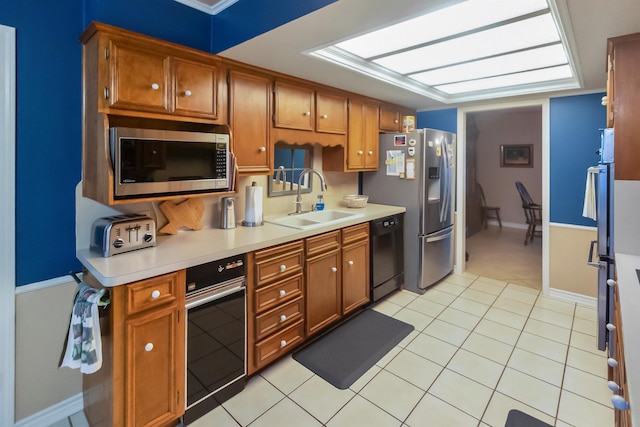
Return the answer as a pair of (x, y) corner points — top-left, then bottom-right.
(77, 203), (405, 287)
(613, 252), (640, 425)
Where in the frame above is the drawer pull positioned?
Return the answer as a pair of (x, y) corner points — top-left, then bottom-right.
(357, 150), (363, 155)
(612, 395), (630, 410)
(280, 340), (287, 348)
(321, 114), (328, 119)
(184, 89), (192, 96)
(348, 260), (354, 266)
(368, 151), (374, 155)
(304, 111), (310, 116)
(279, 290), (286, 297)
(151, 290), (160, 299)
(151, 83), (159, 90)
(259, 146), (266, 152)
(608, 357), (619, 368)
(607, 279), (617, 287)
(145, 343), (154, 352)
(608, 381), (621, 392)
(280, 314), (287, 322)
(279, 264), (287, 272)
(331, 267), (338, 273)
(606, 323), (616, 331)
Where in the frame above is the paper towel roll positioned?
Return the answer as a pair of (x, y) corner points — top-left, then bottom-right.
(242, 182), (264, 227)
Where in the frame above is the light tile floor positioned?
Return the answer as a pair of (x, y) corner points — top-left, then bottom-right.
(190, 273), (613, 427)
(56, 273), (613, 427)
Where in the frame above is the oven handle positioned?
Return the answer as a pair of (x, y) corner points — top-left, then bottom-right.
(186, 278), (245, 309)
(587, 240), (605, 269)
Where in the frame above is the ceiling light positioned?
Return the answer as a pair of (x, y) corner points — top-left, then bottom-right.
(308, 0), (580, 103)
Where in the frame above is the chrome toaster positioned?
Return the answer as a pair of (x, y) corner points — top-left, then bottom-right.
(90, 214), (156, 257)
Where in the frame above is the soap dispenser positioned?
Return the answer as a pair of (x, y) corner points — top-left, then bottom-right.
(316, 194), (325, 211)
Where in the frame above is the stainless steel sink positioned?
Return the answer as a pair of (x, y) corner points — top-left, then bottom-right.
(265, 209), (364, 230)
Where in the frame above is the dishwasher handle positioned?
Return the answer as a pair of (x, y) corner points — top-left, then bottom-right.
(371, 215), (403, 236)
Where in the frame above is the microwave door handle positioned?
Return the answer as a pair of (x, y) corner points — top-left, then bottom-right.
(587, 240), (605, 269)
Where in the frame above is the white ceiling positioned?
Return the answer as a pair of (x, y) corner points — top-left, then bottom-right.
(212, 0), (640, 110)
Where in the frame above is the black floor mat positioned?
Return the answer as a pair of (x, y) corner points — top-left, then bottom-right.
(505, 409), (553, 427)
(292, 309), (414, 389)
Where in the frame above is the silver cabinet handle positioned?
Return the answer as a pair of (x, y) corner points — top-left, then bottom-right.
(151, 83), (159, 90)
(331, 267), (337, 272)
(608, 358), (618, 368)
(279, 290), (286, 297)
(184, 89), (192, 96)
(321, 114), (328, 119)
(608, 381), (620, 392)
(259, 146), (266, 152)
(304, 111), (311, 116)
(280, 340), (287, 348)
(348, 260), (354, 266)
(145, 343), (154, 352)
(280, 314), (287, 322)
(280, 264), (287, 272)
(607, 279), (617, 287)
(151, 290), (160, 299)
(606, 323), (616, 331)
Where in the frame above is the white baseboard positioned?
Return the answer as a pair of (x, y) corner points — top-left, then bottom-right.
(15, 393), (83, 427)
(548, 287), (597, 307)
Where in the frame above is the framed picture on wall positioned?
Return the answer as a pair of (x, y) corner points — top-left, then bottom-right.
(500, 144), (533, 167)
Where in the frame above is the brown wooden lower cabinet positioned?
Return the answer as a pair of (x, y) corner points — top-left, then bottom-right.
(306, 247), (341, 336)
(83, 270), (186, 427)
(611, 283), (632, 427)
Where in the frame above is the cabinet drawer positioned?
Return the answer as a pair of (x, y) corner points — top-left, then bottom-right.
(254, 319), (305, 368)
(306, 230), (340, 257)
(342, 222), (369, 245)
(125, 271), (182, 316)
(255, 296), (304, 342)
(254, 272), (304, 313)
(255, 247), (304, 286)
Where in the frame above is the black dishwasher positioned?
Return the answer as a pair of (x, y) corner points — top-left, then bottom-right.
(370, 214), (405, 302)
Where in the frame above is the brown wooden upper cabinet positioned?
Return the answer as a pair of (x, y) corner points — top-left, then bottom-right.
(229, 68), (272, 174)
(83, 22), (226, 123)
(607, 32), (640, 180)
(379, 104), (402, 132)
(274, 81), (347, 134)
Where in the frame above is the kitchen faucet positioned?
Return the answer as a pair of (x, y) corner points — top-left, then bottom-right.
(290, 168), (328, 215)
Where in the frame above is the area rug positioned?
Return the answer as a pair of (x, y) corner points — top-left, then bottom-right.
(505, 409), (553, 427)
(292, 309), (414, 389)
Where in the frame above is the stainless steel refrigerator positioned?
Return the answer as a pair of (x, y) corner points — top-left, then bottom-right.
(587, 128), (615, 352)
(363, 129), (455, 294)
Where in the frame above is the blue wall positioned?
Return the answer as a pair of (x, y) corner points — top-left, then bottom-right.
(417, 108), (458, 133)
(549, 93), (606, 226)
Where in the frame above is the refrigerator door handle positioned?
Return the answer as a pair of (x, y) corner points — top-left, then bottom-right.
(439, 143), (449, 223)
(426, 227), (453, 243)
(587, 240), (605, 269)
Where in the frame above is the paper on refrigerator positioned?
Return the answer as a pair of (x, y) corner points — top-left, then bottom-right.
(385, 150), (405, 176)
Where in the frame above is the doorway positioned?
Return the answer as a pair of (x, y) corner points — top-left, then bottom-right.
(454, 100), (550, 294)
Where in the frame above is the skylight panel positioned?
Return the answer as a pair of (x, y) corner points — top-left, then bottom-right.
(435, 65), (573, 94)
(308, 0), (580, 103)
(373, 14), (560, 75)
(410, 44), (568, 86)
(335, 0), (549, 59)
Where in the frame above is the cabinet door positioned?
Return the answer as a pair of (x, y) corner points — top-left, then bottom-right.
(173, 58), (218, 119)
(306, 249), (341, 336)
(379, 105), (401, 131)
(274, 81), (314, 131)
(348, 100), (379, 171)
(342, 239), (370, 315)
(125, 304), (184, 427)
(229, 69), (271, 174)
(108, 41), (170, 114)
(316, 92), (347, 134)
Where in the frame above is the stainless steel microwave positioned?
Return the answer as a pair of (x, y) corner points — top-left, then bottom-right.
(109, 127), (230, 199)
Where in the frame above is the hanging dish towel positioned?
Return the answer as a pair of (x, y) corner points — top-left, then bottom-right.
(582, 166), (599, 220)
(60, 284), (109, 374)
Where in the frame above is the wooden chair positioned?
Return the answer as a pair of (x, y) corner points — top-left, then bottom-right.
(515, 181), (542, 245)
(477, 182), (502, 229)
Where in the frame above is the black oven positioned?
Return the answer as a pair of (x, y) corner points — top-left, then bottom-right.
(183, 255), (246, 425)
